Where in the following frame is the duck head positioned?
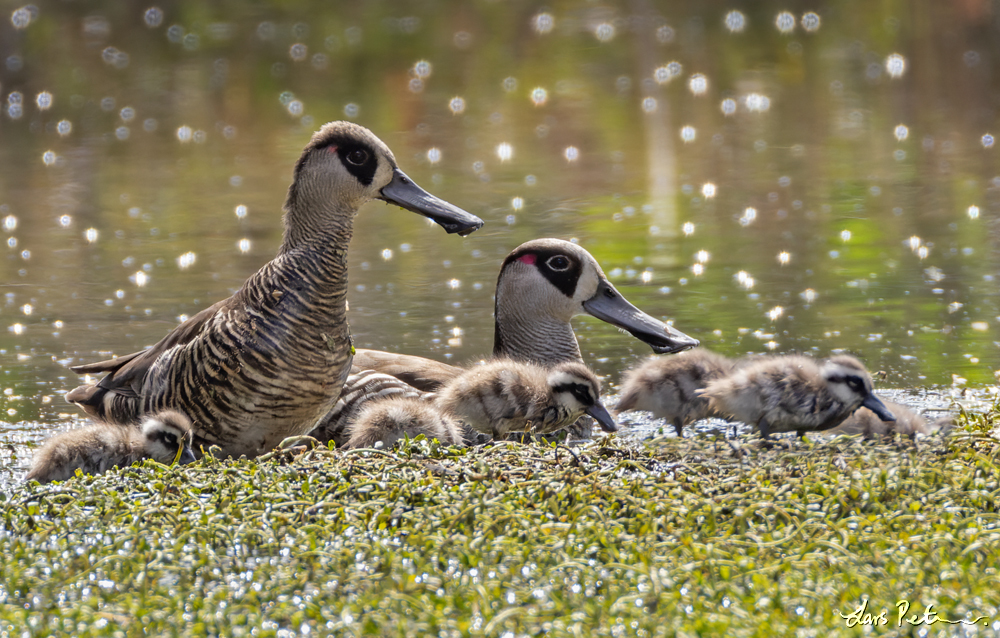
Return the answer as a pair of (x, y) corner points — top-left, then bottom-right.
(285, 121), (483, 238)
(495, 238), (698, 356)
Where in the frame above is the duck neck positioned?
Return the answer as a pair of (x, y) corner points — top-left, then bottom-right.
(245, 200), (355, 335)
(493, 299), (583, 364)
(279, 196), (356, 255)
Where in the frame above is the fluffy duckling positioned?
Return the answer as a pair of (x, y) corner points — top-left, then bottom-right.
(435, 359), (615, 438)
(343, 397), (463, 449)
(310, 367), (428, 444)
(65, 121), (482, 459)
(616, 348), (735, 436)
(699, 354), (896, 439)
(827, 400), (932, 438)
(27, 410), (196, 483)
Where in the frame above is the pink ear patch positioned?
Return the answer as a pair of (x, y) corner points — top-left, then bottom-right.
(518, 253), (537, 265)
(327, 145), (338, 154)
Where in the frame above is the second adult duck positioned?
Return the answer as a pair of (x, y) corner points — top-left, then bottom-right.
(65, 121), (483, 459)
(351, 238), (699, 396)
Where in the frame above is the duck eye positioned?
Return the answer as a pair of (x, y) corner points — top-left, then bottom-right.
(546, 255), (571, 271)
(345, 149), (368, 166)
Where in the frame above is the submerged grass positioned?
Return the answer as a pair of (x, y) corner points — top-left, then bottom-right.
(3, 405), (1000, 637)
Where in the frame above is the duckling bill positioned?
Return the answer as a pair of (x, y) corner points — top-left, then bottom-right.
(827, 399), (935, 439)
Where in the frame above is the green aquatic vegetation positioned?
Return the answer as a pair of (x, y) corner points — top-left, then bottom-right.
(2, 419), (1000, 637)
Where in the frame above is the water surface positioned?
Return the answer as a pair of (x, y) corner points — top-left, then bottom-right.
(1, 2), (998, 479)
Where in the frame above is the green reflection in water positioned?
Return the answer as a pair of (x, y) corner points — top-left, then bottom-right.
(0, 1), (997, 431)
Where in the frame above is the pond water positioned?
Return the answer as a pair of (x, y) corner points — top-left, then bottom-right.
(0, 2), (998, 481)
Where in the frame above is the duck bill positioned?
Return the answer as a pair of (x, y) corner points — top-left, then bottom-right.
(178, 446), (197, 465)
(586, 401), (618, 433)
(379, 168), (484, 236)
(862, 395), (896, 422)
(583, 279), (699, 354)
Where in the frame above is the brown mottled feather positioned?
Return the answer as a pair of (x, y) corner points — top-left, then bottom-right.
(616, 348), (735, 435)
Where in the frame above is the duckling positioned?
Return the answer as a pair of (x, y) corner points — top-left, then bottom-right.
(827, 400), (931, 438)
(64, 121), (483, 459)
(616, 348), (735, 436)
(315, 238), (697, 445)
(309, 367), (430, 444)
(699, 354), (896, 439)
(26, 410), (196, 483)
(434, 359), (615, 438)
(344, 397), (463, 449)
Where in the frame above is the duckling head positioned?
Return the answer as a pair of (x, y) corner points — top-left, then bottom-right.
(141, 410), (197, 465)
(822, 356), (896, 422)
(285, 121), (482, 238)
(547, 362), (617, 433)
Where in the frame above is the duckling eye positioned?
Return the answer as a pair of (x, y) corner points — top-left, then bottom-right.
(546, 255), (571, 271)
(345, 149), (369, 166)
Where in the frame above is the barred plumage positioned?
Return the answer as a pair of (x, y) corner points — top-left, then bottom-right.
(325, 238), (696, 443)
(616, 348), (736, 436)
(64, 121), (482, 459)
(27, 410), (196, 483)
(699, 354), (896, 439)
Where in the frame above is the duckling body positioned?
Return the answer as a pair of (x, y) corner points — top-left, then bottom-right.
(344, 397), (462, 449)
(434, 359), (615, 438)
(317, 239), (696, 444)
(616, 348), (735, 436)
(827, 400), (931, 438)
(27, 410), (196, 483)
(65, 122), (482, 458)
(700, 355), (896, 438)
(309, 367), (429, 444)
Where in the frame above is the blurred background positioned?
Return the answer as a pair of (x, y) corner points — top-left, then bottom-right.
(0, 1), (998, 472)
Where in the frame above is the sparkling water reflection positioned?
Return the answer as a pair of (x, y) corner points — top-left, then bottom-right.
(0, 2), (998, 479)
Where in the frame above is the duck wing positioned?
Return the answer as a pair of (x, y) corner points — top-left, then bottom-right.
(352, 348), (462, 392)
(65, 299), (230, 419)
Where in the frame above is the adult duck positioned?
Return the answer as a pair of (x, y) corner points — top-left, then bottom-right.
(66, 121), (483, 458)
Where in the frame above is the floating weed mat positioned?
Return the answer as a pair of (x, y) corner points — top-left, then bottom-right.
(2, 428), (1000, 637)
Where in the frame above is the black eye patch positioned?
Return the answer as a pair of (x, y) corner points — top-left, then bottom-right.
(552, 382), (595, 406)
(501, 247), (581, 297)
(335, 144), (378, 186)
